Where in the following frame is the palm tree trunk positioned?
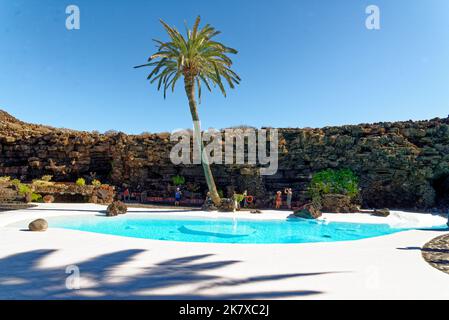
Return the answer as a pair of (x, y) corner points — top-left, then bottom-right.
(184, 77), (222, 206)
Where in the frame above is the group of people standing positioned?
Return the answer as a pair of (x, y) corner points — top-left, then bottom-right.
(120, 186), (183, 206)
(122, 185), (295, 210)
(275, 188), (293, 209)
(176, 188), (294, 210)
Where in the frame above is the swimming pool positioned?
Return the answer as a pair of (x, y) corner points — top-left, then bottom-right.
(14, 213), (423, 244)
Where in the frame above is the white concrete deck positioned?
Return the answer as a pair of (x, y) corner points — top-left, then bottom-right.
(0, 203), (448, 300)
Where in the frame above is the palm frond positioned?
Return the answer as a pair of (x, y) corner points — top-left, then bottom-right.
(135, 16), (240, 101)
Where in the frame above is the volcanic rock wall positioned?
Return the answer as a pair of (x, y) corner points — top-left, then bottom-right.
(1, 109), (449, 209)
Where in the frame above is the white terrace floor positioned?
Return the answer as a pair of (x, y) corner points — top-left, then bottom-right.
(0, 203), (448, 300)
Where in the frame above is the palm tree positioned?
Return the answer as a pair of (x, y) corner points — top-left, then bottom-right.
(135, 16), (240, 206)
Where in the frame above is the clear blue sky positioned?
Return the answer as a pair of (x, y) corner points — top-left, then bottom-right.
(1, 0), (448, 134)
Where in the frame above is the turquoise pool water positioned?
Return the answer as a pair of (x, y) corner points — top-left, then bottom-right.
(21, 214), (420, 244)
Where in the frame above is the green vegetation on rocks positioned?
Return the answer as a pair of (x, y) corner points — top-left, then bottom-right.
(171, 175), (185, 186)
(15, 181), (41, 203)
(91, 179), (102, 187)
(76, 178), (86, 186)
(308, 168), (359, 201)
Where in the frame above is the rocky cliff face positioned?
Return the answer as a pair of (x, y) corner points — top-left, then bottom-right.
(1, 109), (449, 209)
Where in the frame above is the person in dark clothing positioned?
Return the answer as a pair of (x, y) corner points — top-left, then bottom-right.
(175, 188), (182, 206)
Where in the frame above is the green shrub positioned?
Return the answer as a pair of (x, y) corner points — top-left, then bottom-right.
(233, 193), (245, 203)
(217, 189), (224, 198)
(91, 179), (102, 187)
(76, 178), (86, 186)
(41, 175), (53, 182)
(18, 183), (32, 195)
(14, 182), (42, 202)
(31, 193), (42, 202)
(308, 168), (359, 201)
(171, 175), (185, 186)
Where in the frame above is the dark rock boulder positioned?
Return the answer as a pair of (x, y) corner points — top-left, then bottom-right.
(202, 200), (217, 211)
(106, 201), (127, 216)
(321, 194), (358, 213)
(28, 219), (48, 231)
(91, 186), (115, 204)
(0, 183), (19, 203)
(218, 198), (235, 212)
(294, 203), (322, 219)
(372, 208), (390, 217)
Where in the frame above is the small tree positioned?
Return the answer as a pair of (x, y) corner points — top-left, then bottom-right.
(135, 16), (240, 206)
